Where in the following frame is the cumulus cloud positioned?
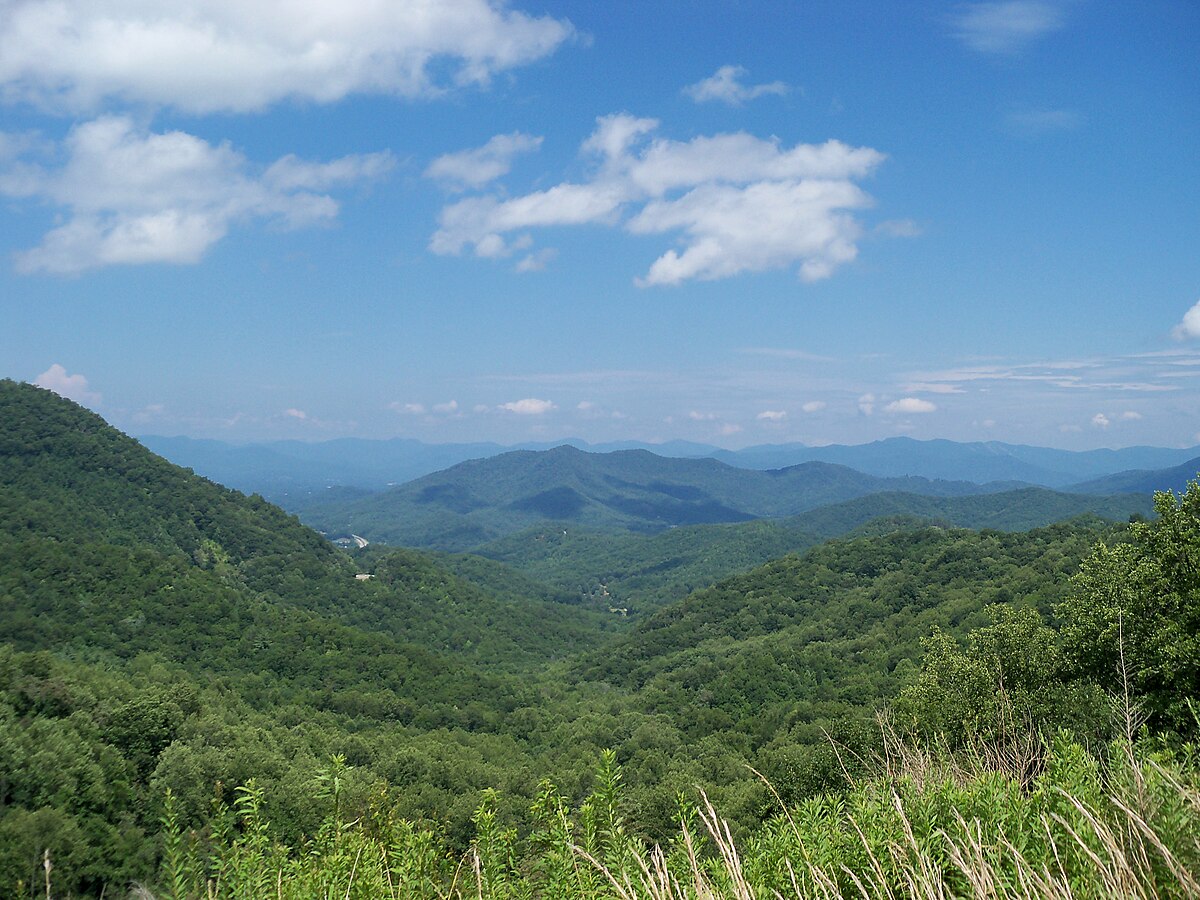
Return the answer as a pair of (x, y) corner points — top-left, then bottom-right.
(283, 408), (308, 420)
(858, 393), (876, 416)
(952, 1), (1066, 54)
(1120, 411), (1142, 421)
(1091, 413), (1110, 428)
(0, 0), (574, 114)
(756, 409), (787, 421)
(885, 397), (937, 414)
(1173, 300), (1200, 340)
(1, 117), (393, 274)
(630, 179), (869, 285)
(500, 398), (556, 414)
(433, 400), (459, 414)
(431, 114), (885, 286)
(801, 400), (826, 413)
(33, 363), (100, 404)
(425, 132), (543, 190)
(683, 65), (788, 105)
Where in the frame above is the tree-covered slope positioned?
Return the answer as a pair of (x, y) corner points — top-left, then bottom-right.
(0, 379), (341, 587)
(792, 486), (1153, 535)
(296, 444), (1008, 549)
(574, 521), (1116, 746)
(1067, 454), (1200, 496)
(467, 487), (1151, 615)
(0, 380), (613, 670)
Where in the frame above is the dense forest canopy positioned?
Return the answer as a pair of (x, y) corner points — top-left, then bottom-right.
(1, 380), (1197, 897)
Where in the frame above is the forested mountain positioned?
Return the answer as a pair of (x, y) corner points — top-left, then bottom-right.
(1068, 454), (1200, 496)
(472, 487), (1152, 613)
(4, 380), (1197, 897)
(0, 380), (612, 669)
(572, 521), (1114, 748)
(296, 444), (1013, 549)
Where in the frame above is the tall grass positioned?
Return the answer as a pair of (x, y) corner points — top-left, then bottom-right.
(138, 734), (1198, 899)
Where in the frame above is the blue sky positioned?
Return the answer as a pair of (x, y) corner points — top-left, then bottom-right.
(2, 0), (1198, 449)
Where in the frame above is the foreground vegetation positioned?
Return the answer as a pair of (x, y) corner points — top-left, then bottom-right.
(44, 729), (1200, 899)
(1, 381), (1198, 897)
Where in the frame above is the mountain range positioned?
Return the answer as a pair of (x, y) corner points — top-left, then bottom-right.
(1, 377), (1191, 895)
(295, 444), (1030, 549)
(140, 433), (1200, 501)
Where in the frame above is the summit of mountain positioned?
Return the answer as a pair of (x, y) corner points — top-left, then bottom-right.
(296, 443), (1013, 550)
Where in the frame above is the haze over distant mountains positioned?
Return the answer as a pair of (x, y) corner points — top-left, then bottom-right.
(141, 433), (1200, 501)
(291, 445), (1159, 551)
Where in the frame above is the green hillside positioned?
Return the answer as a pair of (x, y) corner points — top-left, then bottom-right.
(0, 379), (340, 581)
(1068, 455), (1200, 496)
(3, 380), (1197, 897)
(469, 487), (1151, 614)
(574, 521), (1114, 752)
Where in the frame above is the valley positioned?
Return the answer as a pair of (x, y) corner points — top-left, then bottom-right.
(1, 379), (1196, 896)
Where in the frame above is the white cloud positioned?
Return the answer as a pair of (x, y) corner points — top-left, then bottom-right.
(391, 402), (426, 415)
(433, 400), (459, 414)
(885, 397), (937, 414)
(630, 179), (870, 285)
(858, 393), (876, 416)
(283, 408), (308, 420)
(902, 381), (965, 395)
(757, 409), (787, 421)
(425, 132), (543, 190)
(2, 117), (393, 274)
(500, 398), (556, 414)
(0, 0), (574, 114)
(952, 1), (1066, 54)
(515, 247), (557, 273)
(688, 410), (717, 421)
(903, 358), (1182, 395)
(801, 401), (826, 413)
(1120, 410), (1142, 421)
(1173, 300), (1200, 340)
(431, 115), (886, 286)
(33, 363), (100, 405)
(1092, 413), (1110, 428)
(683, 65), (788, 105)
